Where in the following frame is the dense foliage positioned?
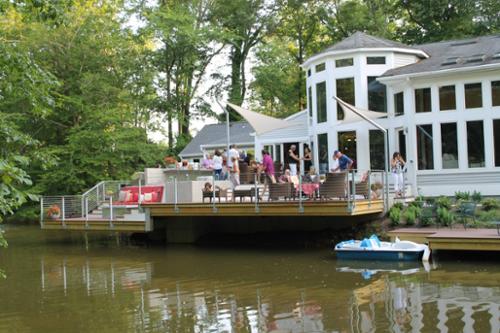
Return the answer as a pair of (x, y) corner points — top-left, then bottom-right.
(1, 0), (499, 225)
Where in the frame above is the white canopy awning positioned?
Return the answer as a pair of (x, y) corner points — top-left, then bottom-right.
(334, 96), (387, 131)
(226, 102), (301, 135)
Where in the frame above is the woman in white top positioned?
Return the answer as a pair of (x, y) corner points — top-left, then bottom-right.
(391, 152), (405, 197)
(212, 150), (223, 180)
(229, 156), (240, 188)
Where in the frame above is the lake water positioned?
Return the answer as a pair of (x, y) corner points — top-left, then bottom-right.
(0, 225), (499, 333)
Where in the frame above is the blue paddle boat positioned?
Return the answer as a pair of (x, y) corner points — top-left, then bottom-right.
(334, 235), (430, 262)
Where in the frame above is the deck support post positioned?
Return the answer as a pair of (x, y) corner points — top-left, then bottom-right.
(109, 197), (114, 229)
(212, 172), (217, 213)
(85, 197), (89, 229)
(298, 172), (304, 213)
(254, 173), (260, 213)
(61, 196), (66, 228)
(40, 197), (44, 227)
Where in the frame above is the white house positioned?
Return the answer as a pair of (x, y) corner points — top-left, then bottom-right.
(255, 32), (500, 197)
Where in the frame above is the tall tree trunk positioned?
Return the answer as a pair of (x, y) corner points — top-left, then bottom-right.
(229, 44), (244, 106)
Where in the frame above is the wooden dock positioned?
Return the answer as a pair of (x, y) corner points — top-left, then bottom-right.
(388, 227), (500, 251)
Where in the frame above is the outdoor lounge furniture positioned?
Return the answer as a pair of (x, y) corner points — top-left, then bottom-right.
(233, 186), (260, 202)
(115, 185), (164, 205)
(268, 182), (293, 201)
(319, 172), (347, 200)
(202, 187), (229, 203)
(456, 201), (477, 229)
(354, 179), (369, 198)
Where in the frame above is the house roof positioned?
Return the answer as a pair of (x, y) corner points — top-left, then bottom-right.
(382, 34), (500, 78)
(179, 121), (254, 157)
(302, 31), (426, 68)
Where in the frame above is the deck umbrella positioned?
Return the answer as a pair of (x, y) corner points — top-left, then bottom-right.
(333, 96), (389, 212)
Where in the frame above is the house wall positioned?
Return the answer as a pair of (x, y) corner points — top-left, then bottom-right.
(305, 49), (500, 196)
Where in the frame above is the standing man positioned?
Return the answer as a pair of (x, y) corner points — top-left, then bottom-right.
(287, 144), (300, 176)
(261, 150), (276, 198)
(227, 144), (239, 169)
(331, 150), (353, 172)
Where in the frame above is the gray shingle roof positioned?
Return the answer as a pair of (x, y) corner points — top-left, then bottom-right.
(179, 121), (254, 157)
(316, 31), (419, 55)
(383, 34), (500, 78)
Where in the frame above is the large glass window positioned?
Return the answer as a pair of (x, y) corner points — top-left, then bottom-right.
(275, 144), (282, 164)
(335, 58), (353, 67)
(368, 76), (387, 112)
(439, 85), (456, 111)
(415, 88), (431, 113)
(369, 130), (385, 170)
(465, 83), (482, 109)
(336, 78), (355, 120)
(492, 81), (500, 106)
(494, 119), (500, 166)
(441, 123), (459, 169)
(316, 81), (327, 123)
(315, 63), (325, 72)
(318, 133), (329, 174)
(308, 86), (313, 118)
(417, 124), (434, 170)
(367, 56), (386, 65)
(394, 92), (404, 116)
(467, 121), (485, 167)
(338, 131), (357, 165)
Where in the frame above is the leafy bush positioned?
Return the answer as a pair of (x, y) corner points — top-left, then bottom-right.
(424, 197), (436, 205)
(437, 207), (455, 226)
(435, 196), (452, 210)
(455, 191), (470, 202)
(481, 198), (500, 211)
(389, 207), (401, 227)
(477, 210), (500, 222)
(471, 191), (482, 203)
(403, 206), (420, 226)
(392, 202), (404, 210)
(409, 198), (424, 209)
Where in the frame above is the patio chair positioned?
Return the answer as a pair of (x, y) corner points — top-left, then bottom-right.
(268, 182), (293, 201)
(354, 179), (369, 199)
(202, 187), (228, 203)
(319, 172), (347, 200)
(456, 201), (477, 229)
(233, 186), (260, 202)
(419, 204), (437, 227)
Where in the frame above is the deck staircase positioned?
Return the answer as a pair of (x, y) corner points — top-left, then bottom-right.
(40, 180), (152, 232)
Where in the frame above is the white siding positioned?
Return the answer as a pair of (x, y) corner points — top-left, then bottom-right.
(394, 53), (418, 68)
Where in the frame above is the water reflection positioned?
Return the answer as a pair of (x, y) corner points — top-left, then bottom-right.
(0, 227), (499, 333)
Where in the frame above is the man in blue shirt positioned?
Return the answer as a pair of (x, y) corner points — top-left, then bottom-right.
(331, 150), (353, 172)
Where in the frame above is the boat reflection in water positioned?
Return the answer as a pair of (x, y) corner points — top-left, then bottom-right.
(34, 253), (500, 333)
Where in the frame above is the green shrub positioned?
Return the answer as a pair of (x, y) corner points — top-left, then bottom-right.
(481, 198), (500, 211)
(424, 197), (436, 205)
(477, 209), (500, 222)
(409, 196), (424, 209)
(392, 202), (404, 210)
(389, 207), (401, 227)
(437, 207), (455, 226)
(471, 191), (482, 203)
(455, 191), (470, 202)
(436, 196), (452, 210)
(403, 207), (418, 226)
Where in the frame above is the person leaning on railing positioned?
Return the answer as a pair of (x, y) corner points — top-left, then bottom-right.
(331, 150), (353, 172)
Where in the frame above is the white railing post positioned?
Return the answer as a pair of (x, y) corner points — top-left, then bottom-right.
(254, 173), (260, 213)
(174, 177), (179, 213)
(40, 197), (44, 227)
(298, 172), (304, 213)
(61, 196), (66, 227)
(347, 172), (352, 212)
(367, 170), (372, 207)
(351, 170), (356, 210)
(81, 196), (85, 218)
(212, 172), (217, 212)
(96, 185), (100, 205)
(109, 196), (114, 229)
(138, 177), (142, 204)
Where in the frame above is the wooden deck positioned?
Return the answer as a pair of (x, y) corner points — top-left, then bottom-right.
(144, 199), (384, 217)
(41, 218), (151, 232)
(388, 227), (500, 251)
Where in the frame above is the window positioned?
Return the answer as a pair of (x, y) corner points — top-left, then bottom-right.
(275, 144), (282, 164)
(367, 56), (385, 64)
(307, 69), (311, 77)
(336, 78), (355, 120)
(492, 81), (500, 106)
(415, 88), (431, 113)
(367, 76), (387, 112)
(338, 131), (357, 164)
(335, 58), (353, 67)
(316, 81), (327, 123)
(416, 124), (434, 170)
(494, 119), (500, 166)
(467, 121), (485, 167)
(308, 86), (313, 118)
(318, 133), (329, 174)
(369, 130), (385, 170)
(394, 92), (404, 116)
(439, 85), (456, 111)
(315, 63), (325, 72)
(465, 83), (482, 108)
(441, 123), (458, 169)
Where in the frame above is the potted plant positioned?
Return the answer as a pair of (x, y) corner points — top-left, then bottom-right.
(46, 204), (61, 220)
